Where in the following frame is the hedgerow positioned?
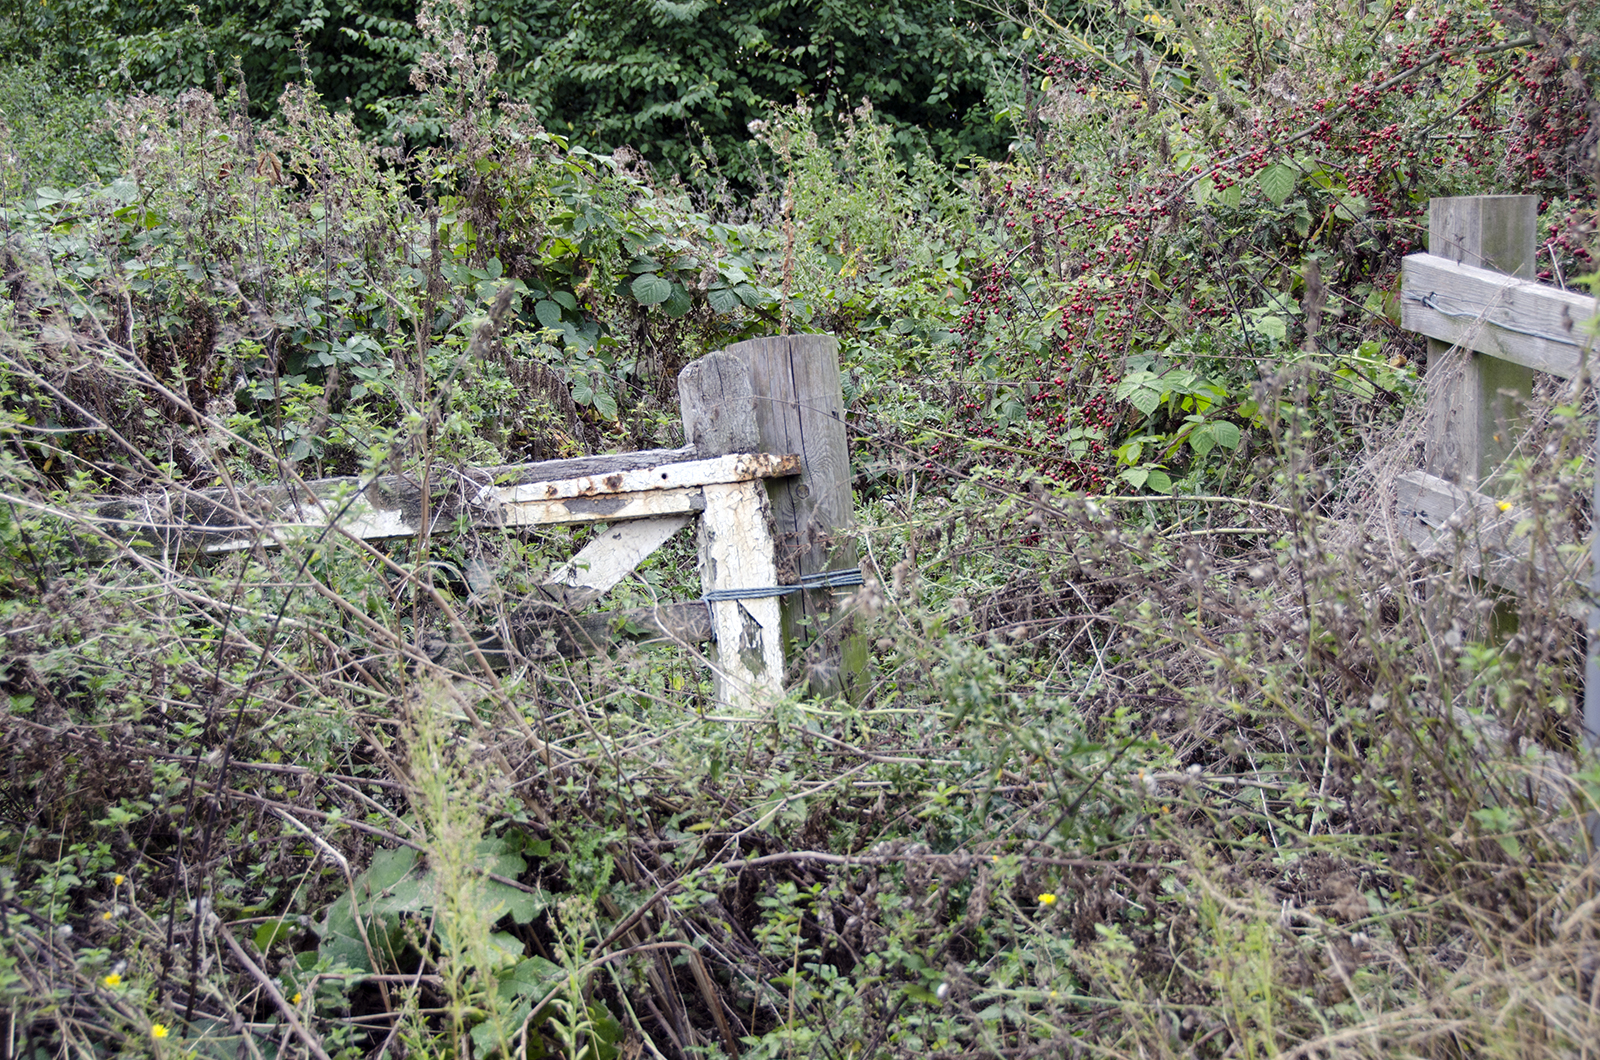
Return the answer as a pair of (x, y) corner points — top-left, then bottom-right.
(0, 0), (1597, 1058)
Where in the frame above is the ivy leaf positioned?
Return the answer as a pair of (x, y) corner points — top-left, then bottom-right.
(1258, 163), (1296, 205)
(631, 273), (673, 305)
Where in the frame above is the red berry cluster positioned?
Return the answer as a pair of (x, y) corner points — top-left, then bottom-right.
(952, 4), (1595, 493)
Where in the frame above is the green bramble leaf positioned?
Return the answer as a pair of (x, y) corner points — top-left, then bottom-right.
(1258, 163), (1296, 205)
(662, 284), (693, 317)
(631, 273), (673, 305)
(1210, 421), (1242, 449)
(535, 299), (563, 329)
(706, 284), (741, 314)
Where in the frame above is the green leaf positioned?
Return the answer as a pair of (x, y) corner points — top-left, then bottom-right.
(706, 284), (742, 314)
(1146, 470), (1173, 493)
(1255, 315), (1288, 342)
(661, 284), (693, 317)
(631, 273), (673, 305)
(535, 299), (564, 329)
(900, 984), (941, 1004)
(1210, 421), (1242, 449)
(570, 372), (595, 406)
(592, 389), (619, 421)
(1129, 388), (1161, 417)
(1120, 467), (1149, 489)
(501, 956), (567, 1002)
(1192, 175), (1215, 207)
(1258, 163), (1296, 205)
(1187, 425), (1215, 458)
(1333, 193), (1369, 222)
(254, 919), (293, 952)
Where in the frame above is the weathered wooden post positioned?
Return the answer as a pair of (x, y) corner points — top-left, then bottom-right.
(1422, 195), (1538, 490)
(1398, 193), (1600, 839)
(676, 351), (787, 715)
(680, 336), (866, 702)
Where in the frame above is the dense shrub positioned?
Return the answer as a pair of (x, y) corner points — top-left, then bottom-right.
(0, 0), (1597, 1058)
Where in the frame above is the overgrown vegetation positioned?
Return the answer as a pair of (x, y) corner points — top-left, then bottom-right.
(2, 0), (1599, 1057)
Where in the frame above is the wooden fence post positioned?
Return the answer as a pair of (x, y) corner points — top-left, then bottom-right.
(677, 351), (787, 714)
(682, 337), (866, 702)
(1423, 195), (1538, 489)
(723, 336), (867, 701)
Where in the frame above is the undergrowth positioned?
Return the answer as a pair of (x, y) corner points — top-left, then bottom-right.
(2, 1), (1599, 1058)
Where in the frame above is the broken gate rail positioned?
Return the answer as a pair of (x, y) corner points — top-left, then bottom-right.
(88, 447), (802, 713)
(94, 448), (797, 551)
(79, 335), (864, 714)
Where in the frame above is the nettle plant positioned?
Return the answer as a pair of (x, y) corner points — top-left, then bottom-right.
(953, 0), (1596, 494)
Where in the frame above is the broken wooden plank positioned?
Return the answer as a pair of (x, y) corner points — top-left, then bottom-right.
(541, 515), (695, 608)
(1401, 252), (1598, 379)
(89, 451), (797, 553)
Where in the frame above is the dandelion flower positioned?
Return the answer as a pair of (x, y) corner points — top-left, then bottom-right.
(103, 973), (121, 987)
(151, 1024), (169, 1040)
(1037, 893), (1058, 907)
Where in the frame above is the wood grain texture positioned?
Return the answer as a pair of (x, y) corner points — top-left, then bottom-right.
(1415, 196), (1541, 490)
(697, 479), (785, 714)
(1394, 469), (1582, 611)
(1403, 253), (1594, 377)
(497, 487), (706, 528)
(678, 350), (759, 454)
(721, 335), (865, 700)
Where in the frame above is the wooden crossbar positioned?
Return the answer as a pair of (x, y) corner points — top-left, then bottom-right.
(82, 336), (862, 715)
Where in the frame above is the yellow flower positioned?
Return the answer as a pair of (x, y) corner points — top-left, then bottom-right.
(1037, 893), (1058, 907)
(101, 910), (114, 921)
(103, 973), (121, 987)
(1497, 501), (1513, 512)
(112, 875), (125, 886)
(151, 1024), (169, 1040)
(291, 992), (302, 1005)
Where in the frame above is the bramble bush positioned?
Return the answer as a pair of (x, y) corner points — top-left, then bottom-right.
(950, 0), (1597, 498)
